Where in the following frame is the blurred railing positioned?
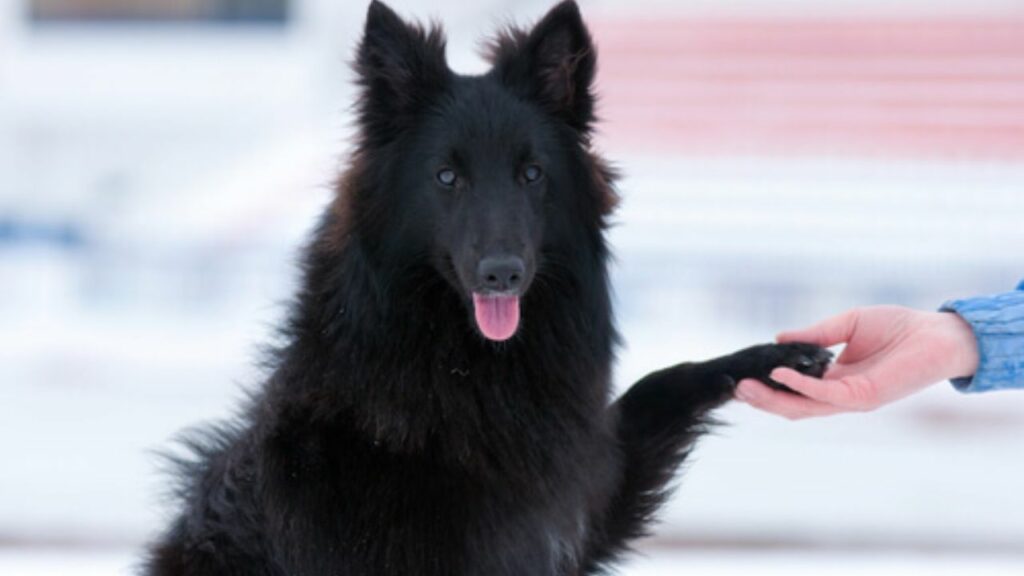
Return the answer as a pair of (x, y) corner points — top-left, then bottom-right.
(594, 17), (1024, 159)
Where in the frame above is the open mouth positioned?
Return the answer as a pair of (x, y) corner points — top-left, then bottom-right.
(471, 293), (521, 341)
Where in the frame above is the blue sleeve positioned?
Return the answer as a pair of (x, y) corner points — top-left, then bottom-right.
(939, 279), (1024, 393)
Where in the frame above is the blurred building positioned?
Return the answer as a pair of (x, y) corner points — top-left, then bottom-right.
(30, 0), (289, 22)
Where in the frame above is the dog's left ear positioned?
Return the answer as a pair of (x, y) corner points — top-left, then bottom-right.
(355, 1), (449, 143)
(491, 1), (597, 134)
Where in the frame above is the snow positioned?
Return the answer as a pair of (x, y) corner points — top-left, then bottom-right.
(2, 549), (1023, 576)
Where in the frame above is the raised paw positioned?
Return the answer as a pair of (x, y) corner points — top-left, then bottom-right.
(759, 342), (832, 392)
(723, 342), (832, 394)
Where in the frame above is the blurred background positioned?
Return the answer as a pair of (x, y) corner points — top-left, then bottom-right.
(1, 0), (1023, 574)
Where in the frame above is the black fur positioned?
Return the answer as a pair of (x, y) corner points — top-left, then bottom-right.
(144, 2), (831, 575)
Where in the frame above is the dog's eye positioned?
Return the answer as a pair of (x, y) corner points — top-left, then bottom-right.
(436, 168), (457, 187)
(523, 165), (543, 184)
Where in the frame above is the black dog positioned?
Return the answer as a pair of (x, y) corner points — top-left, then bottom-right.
(144, 2), (830, 574)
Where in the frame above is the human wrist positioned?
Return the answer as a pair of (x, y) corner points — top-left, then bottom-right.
(938, 311), (979, 381)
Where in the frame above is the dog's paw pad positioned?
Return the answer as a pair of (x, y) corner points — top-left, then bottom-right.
(761, 343), (832, 391)
(781, 343), (832, 378)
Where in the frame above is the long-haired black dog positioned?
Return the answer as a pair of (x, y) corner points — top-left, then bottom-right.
(144, 2), (830, 574)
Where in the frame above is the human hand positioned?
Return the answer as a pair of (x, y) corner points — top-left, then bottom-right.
(735, 306), (980, 419)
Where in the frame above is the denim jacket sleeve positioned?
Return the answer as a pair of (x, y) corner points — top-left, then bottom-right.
(939, 279), (1024, 393)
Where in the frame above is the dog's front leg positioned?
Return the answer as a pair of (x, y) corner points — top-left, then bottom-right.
(580, 342), (831, 573)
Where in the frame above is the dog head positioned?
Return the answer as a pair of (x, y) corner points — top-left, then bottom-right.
(346, 1), (615, 342)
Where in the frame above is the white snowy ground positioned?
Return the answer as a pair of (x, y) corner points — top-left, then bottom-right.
(2, 548), (1024, 576)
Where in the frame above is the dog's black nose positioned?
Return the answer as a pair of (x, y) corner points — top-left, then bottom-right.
(477, 256), (525, 293)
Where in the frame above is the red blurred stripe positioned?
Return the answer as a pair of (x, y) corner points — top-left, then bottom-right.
(599, 60), (1024, 84)
(593, 19), (1024, 53)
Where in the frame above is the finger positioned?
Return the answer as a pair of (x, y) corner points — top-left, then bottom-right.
(776, 309), (859, 347)
(822, 361), (860, 381)
(735, 379), (844, 420)
(769, 367), (869, 409)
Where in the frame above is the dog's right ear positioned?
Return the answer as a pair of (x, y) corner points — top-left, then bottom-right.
(355, 1), (448, 144)
(489, 1), (597, 136)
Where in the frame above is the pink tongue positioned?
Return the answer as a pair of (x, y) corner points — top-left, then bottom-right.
(472, 293), (521, 341)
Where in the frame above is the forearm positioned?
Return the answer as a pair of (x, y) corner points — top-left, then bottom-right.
(586, 342), (829, 568)
(615, 361), (734, 441)
(941, 280), (1024, 393)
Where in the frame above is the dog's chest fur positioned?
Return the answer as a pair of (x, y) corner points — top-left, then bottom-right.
(260, 407), (607, 576)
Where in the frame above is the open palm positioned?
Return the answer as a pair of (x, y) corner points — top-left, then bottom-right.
(735, 306), (979, 419)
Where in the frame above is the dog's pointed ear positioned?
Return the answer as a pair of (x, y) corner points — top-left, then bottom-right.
(355, 1), (448, 143)
(490, 1), (597, 134)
